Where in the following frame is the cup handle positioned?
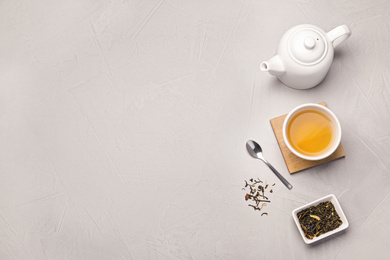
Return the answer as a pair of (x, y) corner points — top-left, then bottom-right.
(327, 25), (351, 48)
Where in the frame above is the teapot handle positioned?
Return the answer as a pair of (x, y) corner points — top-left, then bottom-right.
(327, 25), (351, 48)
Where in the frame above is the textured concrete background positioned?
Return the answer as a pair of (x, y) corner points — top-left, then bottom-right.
(0, 0), (389, 259)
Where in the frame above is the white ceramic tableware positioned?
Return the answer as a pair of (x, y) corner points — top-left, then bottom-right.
(292, 194), (349, 244)
(261, 24), (351, 89)
(282, 103), (341, 161)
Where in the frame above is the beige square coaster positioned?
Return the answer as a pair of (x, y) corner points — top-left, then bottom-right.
(270, 102), (345, 174)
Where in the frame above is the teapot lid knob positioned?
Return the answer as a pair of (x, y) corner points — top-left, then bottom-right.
(304, 37), (316, 49)
(288, 28), (328, 65)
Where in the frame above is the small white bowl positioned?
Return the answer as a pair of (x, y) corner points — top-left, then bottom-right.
(292, 194), (349, 244)
(282, 103), (342, 161)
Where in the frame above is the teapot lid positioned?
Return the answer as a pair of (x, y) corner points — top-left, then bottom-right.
(288, 27), (328, 65)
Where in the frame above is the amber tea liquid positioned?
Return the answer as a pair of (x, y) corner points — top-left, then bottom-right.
(287, 110), (334, 156)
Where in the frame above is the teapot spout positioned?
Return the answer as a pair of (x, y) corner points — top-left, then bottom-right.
(260, 55), (285, 76)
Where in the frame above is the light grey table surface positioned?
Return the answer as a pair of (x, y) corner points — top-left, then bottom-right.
(1, 0), (389, 259)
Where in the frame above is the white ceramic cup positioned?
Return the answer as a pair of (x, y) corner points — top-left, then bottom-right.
(282, 103), (341, 161)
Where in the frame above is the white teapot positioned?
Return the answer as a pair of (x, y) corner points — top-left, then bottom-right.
(260, 24), (351, 89)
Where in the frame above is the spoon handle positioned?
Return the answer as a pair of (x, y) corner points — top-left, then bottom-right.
(261, 159), (293, 190)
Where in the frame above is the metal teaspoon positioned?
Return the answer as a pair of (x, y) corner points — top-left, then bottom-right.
(246, 140), (293, 190)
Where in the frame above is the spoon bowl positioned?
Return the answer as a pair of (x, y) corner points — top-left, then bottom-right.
(246, 140), (263, 158)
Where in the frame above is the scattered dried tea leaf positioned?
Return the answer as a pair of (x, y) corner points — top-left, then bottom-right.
(249, 205), (260, 211)
(242, 178), (274, 216)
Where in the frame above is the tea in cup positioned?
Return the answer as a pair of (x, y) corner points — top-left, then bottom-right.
(282, 104), (341, 161)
